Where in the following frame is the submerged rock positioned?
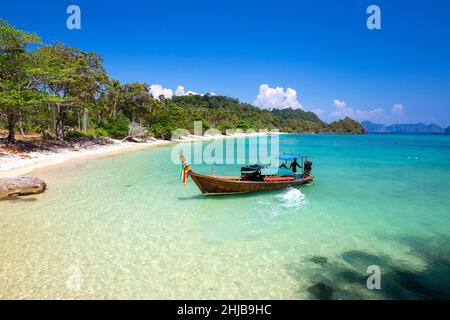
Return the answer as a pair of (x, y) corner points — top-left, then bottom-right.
(341, 271), (366, 284)
(310, 256), (328, 264)
(0, 176), (46, 199)
(307, 282), (333, 300)
(341, 250), (388, 267)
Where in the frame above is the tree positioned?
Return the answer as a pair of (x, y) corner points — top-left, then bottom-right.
(118, 82), (151, 125)
(0, 19), (41, 144)
(107, 79), (121, 120)
(33, 43), (108, 140)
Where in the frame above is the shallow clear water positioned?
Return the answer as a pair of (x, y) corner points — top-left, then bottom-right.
(1, 134), (450, 299)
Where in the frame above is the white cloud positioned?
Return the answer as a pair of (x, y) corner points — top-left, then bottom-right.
(392, 104), (404, 116)
(329, 99), (385, 121)
(355, 108), (385, 119)
(329, 100), (408, 123)
(149, 84), (173, 100)
(150, 84), (216, 99)
(184, 90), (216, 96)
(333, 99), (347, 109)
(330, 100), (354, 118)
(254, 84), (303, 110)
(185, 90), (199, 96)
(175, 85), (185, 96)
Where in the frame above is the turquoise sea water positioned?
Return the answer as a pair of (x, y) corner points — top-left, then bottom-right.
(1, 134), (450, 299)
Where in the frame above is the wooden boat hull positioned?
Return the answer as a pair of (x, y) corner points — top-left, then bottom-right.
(189, 171), (313, 195)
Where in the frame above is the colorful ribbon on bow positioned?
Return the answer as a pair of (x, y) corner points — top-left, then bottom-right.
(179, 155), (191, 187)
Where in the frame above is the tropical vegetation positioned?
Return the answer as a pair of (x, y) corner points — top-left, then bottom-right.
(0, 19), (364, 145)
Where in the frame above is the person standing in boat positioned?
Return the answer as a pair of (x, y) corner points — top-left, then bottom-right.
(289, 158), (302, 173)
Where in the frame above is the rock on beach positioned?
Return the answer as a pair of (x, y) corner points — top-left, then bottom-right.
(0, 176), (46, 199)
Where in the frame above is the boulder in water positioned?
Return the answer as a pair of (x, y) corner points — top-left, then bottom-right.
(307, 282), (333, 300)
(0, 176), (46, 199)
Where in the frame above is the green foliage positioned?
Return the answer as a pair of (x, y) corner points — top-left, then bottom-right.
(100, 113), (130, 138)
(167, 95), (277, 132)
(42, 131), (54, 140)
(65, 128), (109, 140)
(271, 108), (322, 123)
(84, 129), (100, 139)
(118, 82), (152, 124)
(0, 19), (365, 143)
(149, 104), (190, 139)
(31, 42), (109, 139)
(327, 117), (365, 133)
(147, 95), (363, 135)
(0, 19), (41, 83)
(0, 19), (43, 142)
(94, 127), (109, 137)
(65, 129), (86, 139)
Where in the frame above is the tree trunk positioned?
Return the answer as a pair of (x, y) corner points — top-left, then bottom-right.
(55, 104), (66, 140)
(19, 122), (26, 137)
(82, 108), (88, 133)
(112, 100), (117, 120)
(6, 114), (16, 145)
(52, 107), (56, 132)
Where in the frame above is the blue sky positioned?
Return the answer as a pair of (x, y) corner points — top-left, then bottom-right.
(2, 0), (450, 126)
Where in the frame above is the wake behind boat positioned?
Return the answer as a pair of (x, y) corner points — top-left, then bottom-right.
(182, 155), (313, 196)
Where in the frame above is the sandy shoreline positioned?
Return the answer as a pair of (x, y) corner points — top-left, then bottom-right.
(0, 139), (173, 178)
(0, 132), (278, 178)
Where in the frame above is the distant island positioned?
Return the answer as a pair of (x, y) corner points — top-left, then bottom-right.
(362, 121), (447, 134)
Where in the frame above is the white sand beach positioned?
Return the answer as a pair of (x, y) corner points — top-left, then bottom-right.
(0, 131), (282, 178)
(0, 139), (172, 178)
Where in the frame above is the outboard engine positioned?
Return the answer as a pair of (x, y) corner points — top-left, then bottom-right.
(241, 165), (264, 181)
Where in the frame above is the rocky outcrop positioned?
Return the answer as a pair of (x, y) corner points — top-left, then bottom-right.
(0, 176), (46, 199)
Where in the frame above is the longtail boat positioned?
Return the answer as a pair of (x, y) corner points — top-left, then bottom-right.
(185, 155), (313, 196)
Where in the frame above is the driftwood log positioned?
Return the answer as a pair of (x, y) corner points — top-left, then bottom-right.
(0, 176), (46, 199)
